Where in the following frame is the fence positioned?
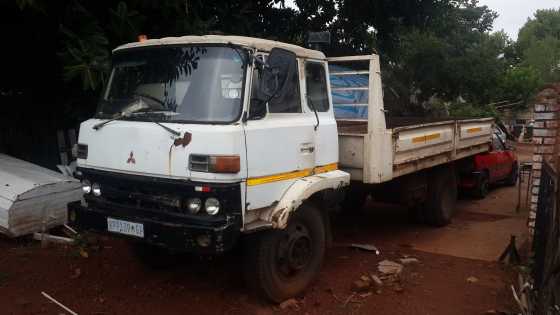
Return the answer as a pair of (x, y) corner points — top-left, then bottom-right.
(533, 161), (560, 314)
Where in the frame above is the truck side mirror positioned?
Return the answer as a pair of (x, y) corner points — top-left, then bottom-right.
(255, 48), (297, 104)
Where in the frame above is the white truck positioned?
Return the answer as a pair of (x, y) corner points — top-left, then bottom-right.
(69, 35), (492, 302)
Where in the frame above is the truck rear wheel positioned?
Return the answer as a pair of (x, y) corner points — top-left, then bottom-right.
(426, 167), (457, 227)
(244, 203), (326, 302)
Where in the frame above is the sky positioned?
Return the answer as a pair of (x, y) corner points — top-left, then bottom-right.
(282, 0), (559, 41)
(469, 0), (558, 40)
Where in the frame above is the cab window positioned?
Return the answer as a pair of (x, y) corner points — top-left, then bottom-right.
(305, 62), (329, 112)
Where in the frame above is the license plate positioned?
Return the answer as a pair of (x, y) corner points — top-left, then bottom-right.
(107, 217), (144, 238)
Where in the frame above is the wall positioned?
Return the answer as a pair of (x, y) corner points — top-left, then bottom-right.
(530, 84), (560, 234)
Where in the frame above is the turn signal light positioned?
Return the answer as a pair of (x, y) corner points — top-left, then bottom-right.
(189, 154), (240, 173)
(211, 156), (240, 173)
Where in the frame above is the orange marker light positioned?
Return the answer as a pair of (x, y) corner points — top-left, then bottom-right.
(138, 34), (148, 42)
(211, 156), (241, 174)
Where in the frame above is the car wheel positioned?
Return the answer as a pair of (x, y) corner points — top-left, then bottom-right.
(505, 162), (518, 186)
(473, 172), (489, 199)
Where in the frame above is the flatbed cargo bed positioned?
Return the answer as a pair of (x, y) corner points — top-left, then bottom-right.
(329, 55), (493, 184)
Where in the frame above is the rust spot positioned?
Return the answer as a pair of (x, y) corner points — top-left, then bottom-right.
(173, 132), (192, 147)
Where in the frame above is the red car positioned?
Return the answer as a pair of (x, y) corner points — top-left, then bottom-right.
(460, 133), (518, 198)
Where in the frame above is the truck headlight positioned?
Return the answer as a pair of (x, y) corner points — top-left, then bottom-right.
(82, 180), (92, 194)
(187, 198), (202, 214)
(205, 198), (220, 215)
(92, 183), (102, 196)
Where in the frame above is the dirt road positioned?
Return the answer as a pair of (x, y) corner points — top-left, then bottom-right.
(0, 146), (531, 315)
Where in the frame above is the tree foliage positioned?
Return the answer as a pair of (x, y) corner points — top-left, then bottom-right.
(9, 0), (553, 119)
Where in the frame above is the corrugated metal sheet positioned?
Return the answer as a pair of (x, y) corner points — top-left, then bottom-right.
(0, 154), (83, 237)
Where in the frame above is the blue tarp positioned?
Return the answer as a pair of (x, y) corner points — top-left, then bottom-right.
(328, 64), (369, 119)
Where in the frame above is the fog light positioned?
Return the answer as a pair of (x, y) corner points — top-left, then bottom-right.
(205, 198), (220, 215)
(196, 234), (211, 248)
(92, 183), (101, 196)
(187, 198), (202, 214)
(81, 180), (92, 194)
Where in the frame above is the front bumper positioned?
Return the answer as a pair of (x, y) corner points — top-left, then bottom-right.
(68, 201), (241, 254)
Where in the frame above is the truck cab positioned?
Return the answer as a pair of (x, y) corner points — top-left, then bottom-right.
(69, 35), (350, 302)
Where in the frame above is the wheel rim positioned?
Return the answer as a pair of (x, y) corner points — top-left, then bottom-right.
(276, 223), (313, 278)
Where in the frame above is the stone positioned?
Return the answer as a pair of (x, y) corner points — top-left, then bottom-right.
(393, 285), (404, 293)
(369, 273), (383, 287)
(279, 298), (299, 310)
(378, 260), (403, 275)
(466, 276), (479, 283)
(399, 257), (420, 265)
(352, 280), (371, 292)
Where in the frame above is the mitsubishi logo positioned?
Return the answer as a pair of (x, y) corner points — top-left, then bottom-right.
(127, 151), (136, 164)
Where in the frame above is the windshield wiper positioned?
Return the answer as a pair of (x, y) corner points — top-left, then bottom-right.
(93, 101), (150, 130)
(130, 111), (181, 137)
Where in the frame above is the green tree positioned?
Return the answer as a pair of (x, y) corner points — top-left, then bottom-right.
(517, 8), (560, 83)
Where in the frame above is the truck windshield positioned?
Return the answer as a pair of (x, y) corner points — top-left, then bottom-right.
(97, 46), (247, 123)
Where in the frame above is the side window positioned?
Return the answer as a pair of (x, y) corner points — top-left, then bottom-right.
(492, 134), (505, 151)
(268, 58), (301, 113)
(305, 62), (330, 112)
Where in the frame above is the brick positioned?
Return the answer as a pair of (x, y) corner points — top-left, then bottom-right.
(533, 163), (543, 170)
(533, 137), (544, 144)
(534, 146), (555, 154)
(533, 155), (543, 162)
(530, 204), (538, 211)
(529, 212), (537, 219)
(535, 104), (547, 112)
(531, 195), (539, 203)
(534, 112), (559, 120)
(533, 128), (558, 137)
(533, 170), (542, 178)
(528, 221), (536, 228)
(548, 104), (560, 111)
(546, 120), (559, 128)
(534, 179), (541, 186)
(532, 187), (540, 195)
(544, 137), (557, 145)
(534, 121), (545, 128)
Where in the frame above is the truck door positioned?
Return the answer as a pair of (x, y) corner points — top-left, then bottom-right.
(243, 57), (317, 210)
(303, 60), (339, 172)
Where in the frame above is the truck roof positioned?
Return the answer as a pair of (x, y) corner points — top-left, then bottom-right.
(114, 35), (326, 60)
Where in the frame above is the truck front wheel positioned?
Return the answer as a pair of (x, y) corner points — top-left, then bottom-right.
(426, 167), (458, 227)
(244, 203), (326, 302)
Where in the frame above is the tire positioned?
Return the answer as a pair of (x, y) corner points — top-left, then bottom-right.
(244, 204), (326, 302)
(341, 184), (369, 211)
(505, 162), (518, 186)
(473, 172), (490, 199)
(425, 167), (458, 227)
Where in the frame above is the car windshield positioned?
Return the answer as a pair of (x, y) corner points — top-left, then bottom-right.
(97, 45), (247, 123)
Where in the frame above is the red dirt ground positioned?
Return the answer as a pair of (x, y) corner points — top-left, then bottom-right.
(1, 144), (531, 315)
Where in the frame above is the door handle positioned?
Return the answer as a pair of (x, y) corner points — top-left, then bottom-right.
(300, 143), (315, 153)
